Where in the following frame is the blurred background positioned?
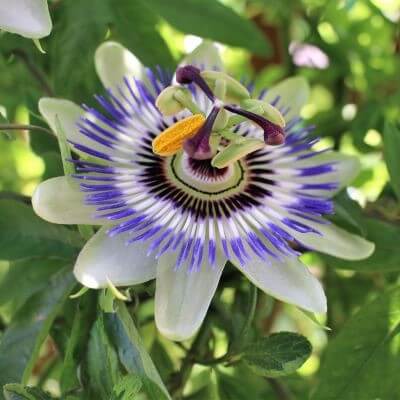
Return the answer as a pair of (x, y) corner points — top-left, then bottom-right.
(0, 0), (400, 398)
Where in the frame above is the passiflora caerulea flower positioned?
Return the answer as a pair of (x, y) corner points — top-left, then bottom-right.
(33, 41), (374, 341)
(0, 0), (51, 39)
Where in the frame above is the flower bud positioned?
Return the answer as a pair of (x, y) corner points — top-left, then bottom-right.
(155, 86), (192, 116)
(200, 70), (250, 103)
(211, 138), (265, 168)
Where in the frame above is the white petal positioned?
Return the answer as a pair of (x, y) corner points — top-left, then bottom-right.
(38, 97), (108, 154)
(95, 41), (146, 91)
(0, 0), (52, 39)
(263, 77), (310, 122)
(155, 252), (226, 341)
(39, 97), (82, 142)
(291, 151), (361, 197)
(74, 226), (157, 289)
(235, 256), (326, 314)
(180, 40), (223, 71)
(297, 222), (375, 260)
(32, 176), (101, 225)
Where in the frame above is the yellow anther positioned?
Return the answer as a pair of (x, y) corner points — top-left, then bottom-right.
(152, 114), (206, 156)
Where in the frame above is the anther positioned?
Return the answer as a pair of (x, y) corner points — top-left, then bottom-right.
(224, 105), (285, 146)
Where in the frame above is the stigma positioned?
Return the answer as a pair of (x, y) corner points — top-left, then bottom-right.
(152, 64), (286, 165)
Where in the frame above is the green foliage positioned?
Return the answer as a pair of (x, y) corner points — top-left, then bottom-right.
(104, 302), (171, 400)
(0, 0), (400, 398)
(312, 286), (400, 399)
(0, 200), (80, 260)
(324, 217), (400, 271)
(147, 0), (270, 55)
(50, 0), (112, 101)
(242, 332), (312, 377)
(0, 267), (75, 399)
(3, 384), (54, 400)
(60, 292), (97, 395)
(112, 374), (142, 400)
(87, 313), (122, 399)
(383, 122), (400, 201)
(112, 0), (175, 69)
(0, 258), (65, 318)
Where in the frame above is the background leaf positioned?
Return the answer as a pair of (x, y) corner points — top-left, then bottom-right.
(60, 292), (97, 395)
(312, 286), (400, 400)
(3, 384), (54, 400)
(87, 313), (122, 400)
(383, 122), (400, 201)
(104, 302), (171, 400)
(0, 258), (65, 318)
(0, 200), (80, 261)
(146, 0), (270, 55)
(111, 0), (175, 68)
(0, 267), (75, 400)
(323, 218), (400, 271)
(242, 332), (312, 377)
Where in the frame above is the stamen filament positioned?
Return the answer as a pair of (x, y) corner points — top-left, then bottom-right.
(184, 106), (220, 159)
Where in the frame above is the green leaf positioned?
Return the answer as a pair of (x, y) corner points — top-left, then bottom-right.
(330, 192), (366, 237)
(216, 370), (251, 400)
(50, 0), (111, 101)
(104, 302), (171, 400)
(0, 267), (75, 400)
(146, 0), (269, 55)
(87, 314), (122, 400)
(383, 122), (400, 201)
(312, 286), (400, 400)
(242, 332), (312, 377)
(40, 152), (63, 181)
(60, 292), (97, 395)
(112, 374), (142, 400)
(0, 258), (64, 317)
(187, 371), (220, 400)
(0, 200), (81, 261)
(149, 340), (174, 382)
(111, 0), (175, 68)
(3, 384), (54, 400)
(323, 217), (400, 271)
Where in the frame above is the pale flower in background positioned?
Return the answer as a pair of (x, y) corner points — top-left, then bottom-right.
(0, 0), (52, 39)
(289, 42), (330, 70)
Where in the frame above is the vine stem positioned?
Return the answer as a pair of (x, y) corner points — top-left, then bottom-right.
(11, 49), (54, 96)
(194, 283), (258, 366)
(169, 319), (211, 399)
(0, 124), (53, 135)
(267, 378), (294, 400)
